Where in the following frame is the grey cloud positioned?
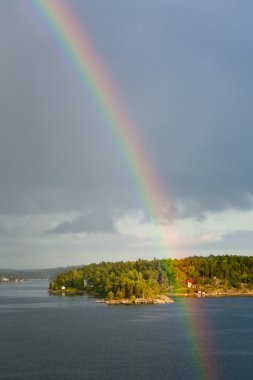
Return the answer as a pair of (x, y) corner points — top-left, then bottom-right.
(194, 230), (253, 251)
(1, 0), (253, 222)
(221, 230), (253, 250)
(224, 230), (253, 241)
(46, 211), (116, 235)
(2, 0), (253, 267)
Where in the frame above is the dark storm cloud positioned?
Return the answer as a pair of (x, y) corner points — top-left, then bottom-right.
(79, 1), (253, 218)
(112, 0), (253, 217)
(1, 0), (253, 223)
(0, 2), (139, 216)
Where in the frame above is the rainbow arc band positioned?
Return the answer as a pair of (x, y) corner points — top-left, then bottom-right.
(27, 1), (219, 378)
(29, 0), (179, 256)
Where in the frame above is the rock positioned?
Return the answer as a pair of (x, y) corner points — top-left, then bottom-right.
(105, 295), (174, 305)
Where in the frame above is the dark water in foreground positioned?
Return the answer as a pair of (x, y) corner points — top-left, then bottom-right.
(1, 281), (253, 380)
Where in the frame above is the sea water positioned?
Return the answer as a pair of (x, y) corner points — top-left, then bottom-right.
(1, 280), (253, 379)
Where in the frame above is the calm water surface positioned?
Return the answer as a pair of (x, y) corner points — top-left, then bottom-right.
(1, 280), (253, 380)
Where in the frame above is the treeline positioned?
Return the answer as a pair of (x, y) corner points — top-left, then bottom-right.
(50, 255), (253, 299)
(50, 259), (172, 299)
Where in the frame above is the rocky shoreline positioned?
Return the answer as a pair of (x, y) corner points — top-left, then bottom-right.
(205, 290), (253, 297)
(96, 295), (174, 305)
(168, 289), (253, 297)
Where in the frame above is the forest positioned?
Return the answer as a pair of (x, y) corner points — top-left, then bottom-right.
(49, 255), (253, 299)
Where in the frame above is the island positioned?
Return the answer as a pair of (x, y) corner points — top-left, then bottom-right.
(49, 255), (253, 302)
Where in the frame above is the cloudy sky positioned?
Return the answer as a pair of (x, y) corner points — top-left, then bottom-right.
(1, 0), (253, 268)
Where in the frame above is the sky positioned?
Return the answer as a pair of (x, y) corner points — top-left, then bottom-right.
(1, 0), (253, 268)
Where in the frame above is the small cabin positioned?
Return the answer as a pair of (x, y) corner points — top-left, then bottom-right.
(61, 285), (66, 290)
(186, 279), (195, 288)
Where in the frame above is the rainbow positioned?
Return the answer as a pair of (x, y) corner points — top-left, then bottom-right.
(28, 0), (172, 228)
(26, 1), (218, 378)
(178, 298), (219, 380)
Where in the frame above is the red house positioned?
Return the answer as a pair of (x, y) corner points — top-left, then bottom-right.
(186, 279), (195, 288)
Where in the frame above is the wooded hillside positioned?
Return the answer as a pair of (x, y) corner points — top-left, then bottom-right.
(50, 255), (253, 299)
